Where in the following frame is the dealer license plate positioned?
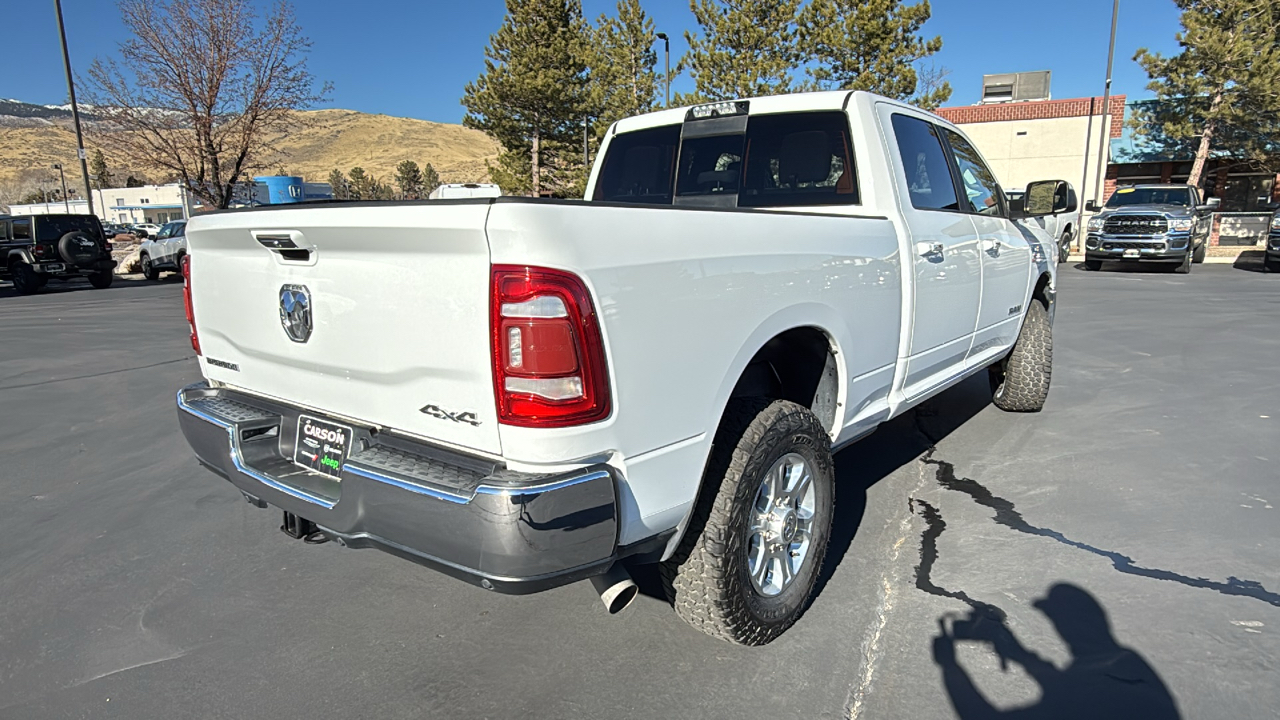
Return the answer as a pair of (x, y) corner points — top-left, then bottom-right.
(1123, 249), (1140, 258)
(293, 415), (353, 479)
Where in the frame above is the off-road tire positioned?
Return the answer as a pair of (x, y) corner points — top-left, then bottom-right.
(10, 263), (42, 295)
(88, 270), (113, 289)
(1192, 242), (1206, 264)
(990, 300), (1052, 412)
(141, 253), (159, 281)
(661, 398), (834, 646)
(1083, 259), (1103, 271)
(1173, 251), (1191, 274)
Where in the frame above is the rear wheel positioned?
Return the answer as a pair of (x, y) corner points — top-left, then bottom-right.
(662, 398), (834, 646)
(10, 263), (42, 295)
(1083, 259), (1103, 271)
(990, 300), (1052, 412)
(88, 270), (114, 289)
(141, 253), (159, 281)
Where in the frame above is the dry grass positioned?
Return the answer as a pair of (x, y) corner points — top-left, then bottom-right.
(0, 108), (498, 188)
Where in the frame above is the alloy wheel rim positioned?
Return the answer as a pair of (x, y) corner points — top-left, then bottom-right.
(746, 452), (816, 597)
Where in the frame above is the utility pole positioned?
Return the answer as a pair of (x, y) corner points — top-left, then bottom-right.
(53, 164), (70, 212)
(656, 32), (670, 108)
(1092, 0), (1120, 207)
(54, 0), (94, 216)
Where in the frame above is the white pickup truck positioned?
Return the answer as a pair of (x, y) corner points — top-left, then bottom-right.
(176, 92), (1065, 645)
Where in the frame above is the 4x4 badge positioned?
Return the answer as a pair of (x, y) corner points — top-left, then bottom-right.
(279, 284), (312, 343)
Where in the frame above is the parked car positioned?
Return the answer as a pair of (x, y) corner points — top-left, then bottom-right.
(1083, 184), (1217, 273)
(132, 222), (163, 239)
(1007, 183), (1080, 263)
(428, 183), (502, 199)
(176, 92), (1065, 645)
(0, 213), (117, 294)
(1267, 210), (1280, 272)
(138, 219), (186, 280)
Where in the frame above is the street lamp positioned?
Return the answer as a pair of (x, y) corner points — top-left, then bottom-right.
(52, 163), (70, 212)
(54, 0), (94, 216)
(656, 32), (670, 109)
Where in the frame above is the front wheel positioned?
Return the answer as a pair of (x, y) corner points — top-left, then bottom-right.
(1173, 251), (1192, 274)
(1192, 242), (1206, 264)
(88, 270), (114, 289)
(990, 300), (1052, 412)
(140, 253), (159, 281)
(1083, 259), (1103, 271)
(662, 398), (834, 646)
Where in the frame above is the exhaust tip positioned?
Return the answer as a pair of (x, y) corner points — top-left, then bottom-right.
(590, 564), (639, 615)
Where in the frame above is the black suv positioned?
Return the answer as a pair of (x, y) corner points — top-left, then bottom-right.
(1, 214), (118, 295)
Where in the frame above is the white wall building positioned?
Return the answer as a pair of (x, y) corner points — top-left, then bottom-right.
(8, 180), (332, 224)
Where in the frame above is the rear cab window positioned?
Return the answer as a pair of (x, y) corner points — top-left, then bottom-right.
(593, 107), (860, 210)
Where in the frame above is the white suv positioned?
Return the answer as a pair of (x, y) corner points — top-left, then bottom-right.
(138, 219), (187, 280)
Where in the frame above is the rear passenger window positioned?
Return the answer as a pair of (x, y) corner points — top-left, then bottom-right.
(12, 219), (31, 240)
(593, 124), (680, 205)
(739, 112), (858, 207)
(890, 114), (959, 212)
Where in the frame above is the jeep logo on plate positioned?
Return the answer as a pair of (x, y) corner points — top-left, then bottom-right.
(279, 284), (312, 343)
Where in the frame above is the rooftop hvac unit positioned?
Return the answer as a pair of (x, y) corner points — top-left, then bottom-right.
(980, 71), (1051, 104)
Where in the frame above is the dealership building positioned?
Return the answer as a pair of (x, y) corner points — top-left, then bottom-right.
(8, 176), (332, 225)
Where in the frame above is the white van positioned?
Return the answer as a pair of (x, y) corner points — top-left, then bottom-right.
(428, 183), (502, 200)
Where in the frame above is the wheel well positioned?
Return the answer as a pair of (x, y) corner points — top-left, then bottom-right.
(1032, 272), (1052, 310)
(728, 327), (838, 432)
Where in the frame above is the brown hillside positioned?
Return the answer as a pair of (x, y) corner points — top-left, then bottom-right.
(0, 108), (497, 189)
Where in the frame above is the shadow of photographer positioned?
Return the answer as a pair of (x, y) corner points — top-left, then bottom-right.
(933, 583), (1181, 719)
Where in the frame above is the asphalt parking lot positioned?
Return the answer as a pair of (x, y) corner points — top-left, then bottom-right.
(1, 264), (1277, 719)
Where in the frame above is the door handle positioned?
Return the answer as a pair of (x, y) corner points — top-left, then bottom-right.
(916, 241), (944, 257)
(982, 238), (1002, 252)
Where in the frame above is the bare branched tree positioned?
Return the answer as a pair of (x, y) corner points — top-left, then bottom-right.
(85, 0), (329, 209)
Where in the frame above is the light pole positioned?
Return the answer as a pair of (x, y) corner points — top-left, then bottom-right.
(1091, 0), (1120, 207)
(52, 163), (70, 212)
(54, 0), (94, 216)
(656, 32), (670, 108)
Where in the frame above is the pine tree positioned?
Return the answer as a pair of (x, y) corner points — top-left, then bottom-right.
(347, 166), (372, 201)
(463, 0), (592, 196)
(798, 0), (950, 108)
(395, 160), (424, 199)
(328, 168), (349, 199)
(680, 0), (802, 102)
(591, 0), (660, 128)
(422, 163), (441, 196)
(89, 150), (115, 189)
(1133, 0), (1280, 188)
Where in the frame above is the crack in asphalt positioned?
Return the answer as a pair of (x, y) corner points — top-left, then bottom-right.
(0, 356), (194, 391)
(912, 416), (1280, 609)
(909, 496), (1007, 622)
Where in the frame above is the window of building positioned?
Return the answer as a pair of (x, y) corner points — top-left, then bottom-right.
(890, 114), (959, 212)
(140, 198), (150, 204)
(115, 197), (125, 206)
(942, 129), (1005, 217)
(738, 111), (858, 208)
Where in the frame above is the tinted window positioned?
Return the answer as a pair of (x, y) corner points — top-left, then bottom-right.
(0, 221), (9, 241)
(172, 221), (186, 237)
(12, 219), (32, 240)
(675, 133), (744, 198)
(943, 129), (1004, 216)
(739, 112), (858, 207)
(593, 124), (680, 205)
(1105, 187), (1193, 207)
(890, 114), (959, 212)
(35, 215), (103, 242)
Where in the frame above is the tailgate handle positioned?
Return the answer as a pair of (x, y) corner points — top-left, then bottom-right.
(252, 230), (315, 264)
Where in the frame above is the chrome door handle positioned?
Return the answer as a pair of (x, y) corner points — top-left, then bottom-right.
(916, 241), (944, 257)
(982, 238), (1002, 252)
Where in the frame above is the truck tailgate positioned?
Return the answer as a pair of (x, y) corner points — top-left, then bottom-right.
(185, 203), (502, 456)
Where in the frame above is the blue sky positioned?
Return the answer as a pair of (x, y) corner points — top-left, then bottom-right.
(5, 0), (1182, 124)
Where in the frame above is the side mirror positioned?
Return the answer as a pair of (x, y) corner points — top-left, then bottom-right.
(1019, 180), (1071, 217)
(1085, 200), (1101, 213)
(1196, 197), (1221, 213)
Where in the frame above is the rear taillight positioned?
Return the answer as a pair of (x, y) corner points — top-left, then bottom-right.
(182, 254), (201, 355)
(32, 245), (47, 259)
(491, 265), (610, 427)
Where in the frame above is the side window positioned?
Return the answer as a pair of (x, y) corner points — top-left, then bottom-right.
(942, 129), (1005, 217)
(676, 134), (745, 198)
(174, 222), (186, 237)
(739, 111), (859, 207)
(592, 124), (680, 205)
(12, 219), (31, 240)
(0, 221), (9, 240)
(890, 114), (959, 212)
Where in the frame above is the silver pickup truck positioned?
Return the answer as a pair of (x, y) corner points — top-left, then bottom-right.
(1083, 184), (1218, 273)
